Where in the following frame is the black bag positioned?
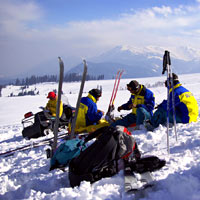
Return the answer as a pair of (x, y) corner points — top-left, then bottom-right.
(22, 121), (45, 139)
(22, 112), (47, 139)
(63, 105), (75, 120)
(69, 126), (136, 187)
(129, 156), (166, 174)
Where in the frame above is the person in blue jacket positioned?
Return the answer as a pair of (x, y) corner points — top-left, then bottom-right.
(111, 80), (155, 129)
(73, 88), (108, 133)
(145, 73), (199, 131)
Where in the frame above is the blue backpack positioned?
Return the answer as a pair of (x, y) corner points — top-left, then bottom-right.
(50, 138), (88, 171)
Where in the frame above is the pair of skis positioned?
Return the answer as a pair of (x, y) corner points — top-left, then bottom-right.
(105, 70), (124, 123)
(162, 51), (178, 154)
(0, 132), (68, 158)
(53, 58), (87, 151)
(124, 161), (154, 196)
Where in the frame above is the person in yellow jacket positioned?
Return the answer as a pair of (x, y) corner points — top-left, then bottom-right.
(72, 89), (109, 133)
(111, 80), (155, 129)
(46, 91), (63, 118)
(145, 73), (199, 131)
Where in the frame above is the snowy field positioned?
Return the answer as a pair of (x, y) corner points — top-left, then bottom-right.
(0, 73), (200, 200)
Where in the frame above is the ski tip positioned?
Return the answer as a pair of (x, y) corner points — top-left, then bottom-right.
(58, 57), (63, 63)
(82, 59), (87, 65)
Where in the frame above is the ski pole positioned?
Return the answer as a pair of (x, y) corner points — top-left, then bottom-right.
(111, 70), (124, 106)
(108, 70), (124, 113)
(163, 51), (178, 142)
(108, 70), (120, 112)
(169, 71), (178, 141)
(163, 50), (170, 154)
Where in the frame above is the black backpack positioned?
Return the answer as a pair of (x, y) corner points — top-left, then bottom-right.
(22, 111), (47, 139)
(69, 125), (137, 187)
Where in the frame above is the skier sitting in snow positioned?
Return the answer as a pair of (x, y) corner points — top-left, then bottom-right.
(72, 88), (109, 133)
(111, 80), (155, 130)
(46, 91), (63, 118)
(145, 73), (199, 131)
(34, 91), (63, 131)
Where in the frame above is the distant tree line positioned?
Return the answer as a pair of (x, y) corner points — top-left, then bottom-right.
(64, 73), (104, 82)
(145, 81), (165, 88)
(15, 75), (57, 86)
(14, 73), (104, 86)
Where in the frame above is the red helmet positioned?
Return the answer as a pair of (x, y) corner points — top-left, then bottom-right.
(47, 91), (56, 99)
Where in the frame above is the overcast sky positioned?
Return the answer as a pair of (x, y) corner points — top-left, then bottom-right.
(1, 0), (200, 78)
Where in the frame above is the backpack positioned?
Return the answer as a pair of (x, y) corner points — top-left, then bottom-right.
(68, 125), (137, 187)
(49, 138), (88, 171)
(22, 111), (47, 139)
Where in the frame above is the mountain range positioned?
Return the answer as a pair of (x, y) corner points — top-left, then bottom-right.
(1, 45), (200, 84)
(67, 45), (200, 79)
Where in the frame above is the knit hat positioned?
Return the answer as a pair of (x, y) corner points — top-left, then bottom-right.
(89, 89), (102, 99)
(127, 80), (140, 91)
(172, 73), (178, 81)
(47, 91), (56, 99)
(165, 73), (179, 87)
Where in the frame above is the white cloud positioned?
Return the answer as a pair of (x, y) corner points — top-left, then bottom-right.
(0, 0), (43, 38)
(1, 0), (200, 77)
(152, 6), (172, 17)
(0, 1), (42, 21)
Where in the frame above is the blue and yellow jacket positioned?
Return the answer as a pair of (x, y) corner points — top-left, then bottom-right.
(121, 85), (155, 115)
(76, 94), (103, 128)
(159, 82), (199, 123)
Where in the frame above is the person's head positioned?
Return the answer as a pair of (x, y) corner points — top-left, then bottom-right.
(89, 88), (102, 101)
(127, 80), (140, 94)
(165, 73), (179, 87)
(47, 91), (56, 100)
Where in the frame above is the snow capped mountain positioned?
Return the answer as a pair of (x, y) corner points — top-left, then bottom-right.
(67, 45), (200, 79)
(92, 45), (200, 62)
(109, 45), (200, 61)
(171, 46), (200, 61)
(5, 45), (199, 84)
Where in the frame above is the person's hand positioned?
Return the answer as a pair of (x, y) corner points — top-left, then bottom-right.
(127, 104), (133, 109)
(132, 104), (137, 108)
(117, 106), (123, 112)
(98, 110), (104, 115)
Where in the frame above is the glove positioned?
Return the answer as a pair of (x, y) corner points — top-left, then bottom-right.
(98, 109), (104, 115)
(117, 106), (123, 112)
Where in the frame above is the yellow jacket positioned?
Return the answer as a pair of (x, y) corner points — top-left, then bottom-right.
(46, 98), (63, 117)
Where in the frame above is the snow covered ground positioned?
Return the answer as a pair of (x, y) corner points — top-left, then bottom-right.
(0, 73), (200, 200)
